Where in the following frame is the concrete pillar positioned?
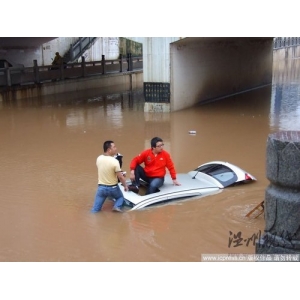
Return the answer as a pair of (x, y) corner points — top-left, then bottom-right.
(4, 61), (11, 87)
(125, 37), (181, 112)
(102, 55), (106, 74)
(256, 131), (300, 254)
(81, 56), (86, 77)
(33, 60), (39, 83)
(142, 37), (180, 113)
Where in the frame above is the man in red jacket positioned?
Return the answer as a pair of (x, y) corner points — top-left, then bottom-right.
(129, 137), (181, 195)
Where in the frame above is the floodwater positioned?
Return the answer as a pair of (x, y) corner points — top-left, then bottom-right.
(0, 53), (299, 262)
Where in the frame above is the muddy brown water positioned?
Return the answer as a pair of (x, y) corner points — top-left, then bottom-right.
(0, 55), (299, 262)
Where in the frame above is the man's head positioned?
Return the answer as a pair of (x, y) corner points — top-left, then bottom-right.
(55, 52), (59, 55)
(103, 140), (117, 156)
(151, 137), (164, 153)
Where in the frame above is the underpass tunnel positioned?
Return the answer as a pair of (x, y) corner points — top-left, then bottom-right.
(170, 37), (274, 111)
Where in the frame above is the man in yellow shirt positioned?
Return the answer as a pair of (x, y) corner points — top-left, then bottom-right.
(91, 140), (129, 213)
(52, 52), (63, 66)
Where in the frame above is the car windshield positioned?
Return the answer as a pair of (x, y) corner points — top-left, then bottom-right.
(195, 164), (237, 187)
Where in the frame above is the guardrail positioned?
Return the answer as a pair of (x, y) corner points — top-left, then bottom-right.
(0, 54), (142, 87)
(273, 37), (300, 49)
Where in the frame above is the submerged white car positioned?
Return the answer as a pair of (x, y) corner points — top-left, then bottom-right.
(119, 161), (256, 211)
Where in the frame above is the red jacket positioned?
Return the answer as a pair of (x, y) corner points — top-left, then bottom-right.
(130, 149), (177, 180)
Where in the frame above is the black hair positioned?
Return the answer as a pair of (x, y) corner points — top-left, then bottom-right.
(151, 137), (163, 148)
(103, 140), (114, 152)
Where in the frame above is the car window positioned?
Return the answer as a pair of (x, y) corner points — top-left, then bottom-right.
(195, 164), (237, 187)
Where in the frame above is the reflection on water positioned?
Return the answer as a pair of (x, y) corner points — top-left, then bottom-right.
(0, 52), (299, 262)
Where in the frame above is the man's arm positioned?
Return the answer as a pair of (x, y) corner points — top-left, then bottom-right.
(129, 152), (144, 170)
(129, 150), (146, 181)
(117, 172), (128, 191)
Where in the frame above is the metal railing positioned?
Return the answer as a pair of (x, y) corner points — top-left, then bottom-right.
(273, 37), (300, 49)
(0, 54), (142, 87)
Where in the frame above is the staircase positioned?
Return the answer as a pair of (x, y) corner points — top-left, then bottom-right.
(63, 37), (98, 63)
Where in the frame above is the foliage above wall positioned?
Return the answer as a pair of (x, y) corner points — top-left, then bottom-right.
(119, 38), (143, 57)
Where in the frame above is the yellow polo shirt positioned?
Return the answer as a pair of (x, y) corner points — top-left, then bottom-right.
(96, 155), (121, 185)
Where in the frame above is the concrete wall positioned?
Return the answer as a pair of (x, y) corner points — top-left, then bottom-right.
(125, 37), (181, 82)
(170, 37), (274, 111)
(77, 38), (120, 63)
(0, 38), (78, 67)
(0, 48), (34, 68)
(142, 37), (181, 82)
(0, 43), (48, 68)
(42, 37), (79, 65)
